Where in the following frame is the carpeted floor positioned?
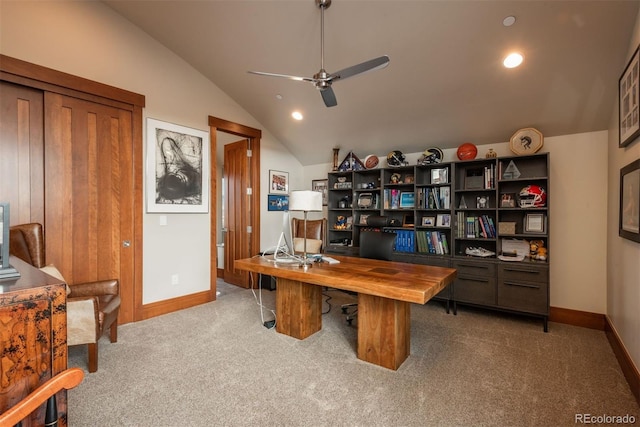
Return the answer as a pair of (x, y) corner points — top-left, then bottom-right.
(68, 280), (639, 426)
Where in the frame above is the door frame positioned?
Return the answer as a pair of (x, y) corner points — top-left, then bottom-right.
(208, 116), (261, 291)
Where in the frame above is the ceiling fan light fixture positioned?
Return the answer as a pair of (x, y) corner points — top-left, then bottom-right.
(503, 52), (524, 68)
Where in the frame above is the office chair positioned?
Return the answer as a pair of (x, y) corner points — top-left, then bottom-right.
(341, 230), (396, 325)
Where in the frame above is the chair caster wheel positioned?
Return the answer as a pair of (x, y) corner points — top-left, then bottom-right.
(341, 307), (348, 314)
(347, 319), (353, 326)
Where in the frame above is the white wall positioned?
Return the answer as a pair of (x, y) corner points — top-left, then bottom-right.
(0, 0), (302, 304)
(607, 7), (640, 376)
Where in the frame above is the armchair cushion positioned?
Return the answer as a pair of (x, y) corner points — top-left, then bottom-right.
(67, 297), (99, 346)
(293, 237), (322, 254)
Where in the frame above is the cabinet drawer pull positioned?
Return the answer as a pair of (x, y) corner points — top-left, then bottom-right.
(503, 268), (539, 274)
(459, 276), (490, 284)
(504, 281), (540, 289)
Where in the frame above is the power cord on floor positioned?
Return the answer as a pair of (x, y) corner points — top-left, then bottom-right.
(246, 262), (277, 330)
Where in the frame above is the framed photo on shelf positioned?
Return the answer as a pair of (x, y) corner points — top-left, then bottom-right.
(500, 193), (516, 208)
(619, 159), (640, 242)
(267, 194), (288, 211)
(359, 214), (370, 225)
(431, 168), (448, 184)
(146, 118), (209, 213)
(403, 213), (415, 227)
(619, 45), (640, 148)
(436, 213), (451, 227)
(524, 213), (546, 233)
(312, 179), (328, 205)
(399, 192), (415, 208)
(422, 216), (436, 226)
(269, 170), (289, 195)
(476, 196), (489, 209)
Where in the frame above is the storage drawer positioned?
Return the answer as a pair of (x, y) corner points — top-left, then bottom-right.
(453, 275), (496, 306)
(498, 264), (549, 314)
(499, 264), (548, 284)
(453, 259), (496, 278)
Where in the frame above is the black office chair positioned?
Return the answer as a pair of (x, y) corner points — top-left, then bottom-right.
(341, 230), (397, 325)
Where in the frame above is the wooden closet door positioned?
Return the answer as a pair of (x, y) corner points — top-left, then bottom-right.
(43, 92), (134, 316)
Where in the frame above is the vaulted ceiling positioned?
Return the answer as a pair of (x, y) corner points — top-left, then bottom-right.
(103, 0), (639, 165)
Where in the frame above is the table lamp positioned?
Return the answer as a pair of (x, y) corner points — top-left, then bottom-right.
(289, 190), (323, 270)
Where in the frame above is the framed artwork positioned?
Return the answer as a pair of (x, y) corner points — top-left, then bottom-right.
(359, 214), (370, 225)
(399, 192), (415, 208)
(312, 179), (328, 205)
(524, 213), (546, 233)
(436, 213), (451, 227)
(146, 118), (209, 213)
(269, 170), (289, 195)
(619, 159), (640, 243)
(509, 128), (544, 155)
(422, 216), (436, 226)
(267, 194), (289, 211)
(619, 45), (640, 148)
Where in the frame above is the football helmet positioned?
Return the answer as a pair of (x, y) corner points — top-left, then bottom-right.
(518, 185), (546, 208)
(417, 147), (443, 165)
(386, 150), (407, 167)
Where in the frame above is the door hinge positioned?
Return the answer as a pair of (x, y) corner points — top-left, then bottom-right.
(246, 149), (252, 157)
(246, 226), (252, 233)
(246, 187), (252, 195)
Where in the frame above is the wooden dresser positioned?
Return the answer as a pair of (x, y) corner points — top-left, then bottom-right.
(0, 256), (68, 426)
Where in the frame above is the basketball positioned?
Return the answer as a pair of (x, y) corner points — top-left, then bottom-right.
(364, 155), (379, 169)
(457, 142), (478, 160)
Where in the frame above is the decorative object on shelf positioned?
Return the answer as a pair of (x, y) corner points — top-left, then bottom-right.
(456, 142), (477, 160)
(267, 194), (289, 211)
(390, 173), (402, 183)
(498, 222), (516, 235)
(357, 193), (374, 209)
(311, 179), (328, 205)
(500, 193), (516, 208)
(619, 158), (640, 242)
(417, 147), (443, 165)
(476, 196), (488, 209)
(402, 213), (415, 227)
(458, 195), (468, 209)
(334, 215), (348, 229)
(269, 169), (289, 195)
(359, 214), (370, 225)
(399, 192), (415, 208)
(404, 174), (414, 184)
(338, 151), (365, 172)
(431, 168), (448, 184)
(529, 240), (547, 261)
(364, 155), (379, 169)
(485, 148), (497, 158)
(146, 118), (210, 213)
(333, 176), (352, 189)
(502, 160), (521, 179)
(501, 238), (531, 258)
(509, 127), (543, 155)
(619, 45), (640, 148)
(518, 185), (546, 208)
(338, 195), (351, 209)
(422, 216), (435, 226)
(436, 213), (451, 227)
(386, 150), (408, 167)
(332, 148), (340, 171)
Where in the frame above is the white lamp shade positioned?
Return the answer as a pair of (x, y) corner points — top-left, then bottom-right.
(289, 190), (322, 212)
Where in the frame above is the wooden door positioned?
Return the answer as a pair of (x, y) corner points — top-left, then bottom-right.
(0, 82), (45, 225)
(43, 92), (135, 319)
(223, 139), (251, 287)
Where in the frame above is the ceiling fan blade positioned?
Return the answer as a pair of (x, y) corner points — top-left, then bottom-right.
(320, 87), (337, 107)
(247, 70), (315, 83)
(330, 55), (390, 82)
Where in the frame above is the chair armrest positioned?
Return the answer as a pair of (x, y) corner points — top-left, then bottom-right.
(67, 297), (100, 346)
(69, 279), (119, 297)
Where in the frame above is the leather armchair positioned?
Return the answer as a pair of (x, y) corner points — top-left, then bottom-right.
(292, 217), (327, 253)
(9, 223), (120, 373)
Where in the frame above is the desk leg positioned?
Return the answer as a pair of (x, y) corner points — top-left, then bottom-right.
(357, 293), (410, 370)
(275, 278), (322, 340)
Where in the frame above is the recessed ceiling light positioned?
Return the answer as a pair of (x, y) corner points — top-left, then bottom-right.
(503, 16), (516, 27)
(292, 111), (303, 120)
(276, 94), (283, 100)
(503, 52), (523, 68)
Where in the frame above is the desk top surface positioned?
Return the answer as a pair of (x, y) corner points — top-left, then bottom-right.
(235, 255), (457, 304)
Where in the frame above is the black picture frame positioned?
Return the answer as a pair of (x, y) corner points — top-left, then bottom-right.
(311, 179), (328, 206)
(619, 159), (640, 243)
(619, 45), (640, 148)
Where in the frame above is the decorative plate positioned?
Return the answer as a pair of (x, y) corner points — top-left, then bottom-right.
(510, 128), (543, 155)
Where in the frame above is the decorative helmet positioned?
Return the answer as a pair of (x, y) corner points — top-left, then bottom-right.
(418, 147), (443, 165)
(386, 150), (407, 167)
(518, 185), (546, 208)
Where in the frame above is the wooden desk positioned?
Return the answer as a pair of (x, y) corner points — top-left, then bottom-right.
(235, 255), (456, 370)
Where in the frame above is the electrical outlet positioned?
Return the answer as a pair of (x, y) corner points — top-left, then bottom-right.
(171, 274), (179, 285)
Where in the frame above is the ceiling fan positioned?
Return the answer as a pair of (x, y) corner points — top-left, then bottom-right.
(248, 0), (390, 107)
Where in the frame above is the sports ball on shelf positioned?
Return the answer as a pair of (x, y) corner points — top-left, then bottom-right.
(364, 154), (379, 169)
(386, 150), (407, 167)
(518, 184), (546, 207)
(457, 142), (478, 160)
(417, 147), (443, 165)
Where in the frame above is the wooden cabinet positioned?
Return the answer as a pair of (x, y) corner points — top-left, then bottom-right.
(0, 256), (68, 426)
(325, 153), (550, 330)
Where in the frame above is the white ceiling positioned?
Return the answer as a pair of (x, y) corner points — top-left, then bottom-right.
(103, 0), (639, 165)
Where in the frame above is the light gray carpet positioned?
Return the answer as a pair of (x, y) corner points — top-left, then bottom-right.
(68, 280), (639, 426)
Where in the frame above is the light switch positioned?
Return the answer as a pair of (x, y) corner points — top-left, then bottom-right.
(159, 215), (167, 226)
